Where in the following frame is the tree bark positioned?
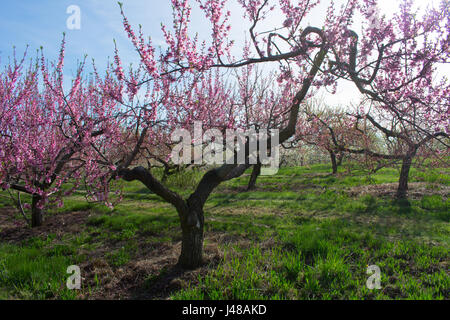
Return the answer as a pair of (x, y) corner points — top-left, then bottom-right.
(31, 194), (43, 227)
(396, 155), (413, 199)
(337, 153), (343, 166)
(330, 151), (338, 175)
(178, 200), (204, 269)
(247, 163), (262, 191)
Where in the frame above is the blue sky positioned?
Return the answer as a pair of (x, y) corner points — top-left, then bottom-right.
(0, 1), (174, 74)
(0, 0), (258, 71)
(0, 0), (443, 107)
(0, 0), (347, 103)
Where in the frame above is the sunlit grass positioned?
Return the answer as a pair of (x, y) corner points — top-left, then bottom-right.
(0, 162), (448, 299)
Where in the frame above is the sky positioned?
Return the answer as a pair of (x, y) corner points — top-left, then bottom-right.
(0, 0), (444, 107)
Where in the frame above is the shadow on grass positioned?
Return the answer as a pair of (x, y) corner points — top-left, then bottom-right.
(130, 264), (188, 299)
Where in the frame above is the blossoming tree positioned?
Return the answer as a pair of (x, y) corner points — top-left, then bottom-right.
(107, 0), (372, 268)
(0, 39), (119, 227)
(2, 0), (447, 268)
(328, 0), (449, 198)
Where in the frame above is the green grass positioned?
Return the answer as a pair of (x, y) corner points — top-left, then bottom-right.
(0, 163), (448, 299)
(0, 236), (82, 299)
(174, 219), (448, 300)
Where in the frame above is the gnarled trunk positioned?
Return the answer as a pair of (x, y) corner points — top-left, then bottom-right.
(31, 194), (43, 227)
(247, 162), (262, 191)
(397, 155), (413, 199)
(178, 201), (204, 269)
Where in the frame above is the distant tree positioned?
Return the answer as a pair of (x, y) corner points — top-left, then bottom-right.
(231, 66), (295, 190)
(297, 101), (372, 175)
(328, 0), (449, 198)
(0, 39), (118, 227)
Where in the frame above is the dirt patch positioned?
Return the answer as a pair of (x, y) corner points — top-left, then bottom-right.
(0, 207), (230, 300)
(0, 208), (92, 244)
(218, 182), (324, 194)
(79, 237), (225, 300)
(89, 232), (275, 300)
(343, 182), (449, 200)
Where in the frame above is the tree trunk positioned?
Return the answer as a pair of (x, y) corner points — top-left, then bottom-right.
(337, 153), (343, 166)
(162, 165), (169, 182)
(247, 162), (262, 191)
(397, 155), (413, 199)
(31, 194), (43, 227)
(178, 202), (204, 269)
(330, 151), (338, 175)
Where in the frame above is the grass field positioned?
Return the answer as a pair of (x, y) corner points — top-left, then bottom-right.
(0, 164), (448, 300)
